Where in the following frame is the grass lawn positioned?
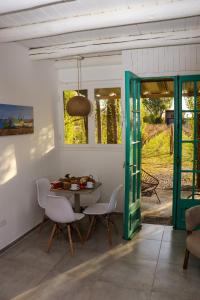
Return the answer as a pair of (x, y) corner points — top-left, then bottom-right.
(142, 127), (193, 178)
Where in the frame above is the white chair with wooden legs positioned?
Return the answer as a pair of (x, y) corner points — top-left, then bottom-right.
(36, 178), (56, 231)
(183, 205), (200, 269)
(45, 195), (84, 256)
(83, 184), (123, 247)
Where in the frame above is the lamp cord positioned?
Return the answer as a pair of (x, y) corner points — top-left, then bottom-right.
(77, 56), (82, 96)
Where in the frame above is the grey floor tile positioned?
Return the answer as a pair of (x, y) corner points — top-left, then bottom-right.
(1, 219), (200, 300)
(0, 257), (50, 300)
(122, 238), (161, 262)
(99, 258), (156, 290)
(158, 241), (186, 265)
(91, 280), (151, 300)
(11, 274), (93, 300)
(162, 227), (186, 244)
(150, 290), (198, 300)
(136, 224), (164, 241)
(153, 262), (200, 296)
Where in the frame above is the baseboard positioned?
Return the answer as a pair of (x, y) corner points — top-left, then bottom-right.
(0, 220), (47, 256)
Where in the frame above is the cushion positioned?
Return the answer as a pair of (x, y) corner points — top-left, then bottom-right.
(186, 231), (200, 258)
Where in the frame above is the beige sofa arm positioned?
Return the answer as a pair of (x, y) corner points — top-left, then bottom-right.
(185, 205), (200, 231)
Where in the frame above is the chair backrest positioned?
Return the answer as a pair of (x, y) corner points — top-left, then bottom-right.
(107, 184), (123, 214)
(36, 178), (51, 208)
(45, 195), (76, 224)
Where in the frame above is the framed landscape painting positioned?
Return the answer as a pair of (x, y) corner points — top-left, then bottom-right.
(0, 104), (34, 136)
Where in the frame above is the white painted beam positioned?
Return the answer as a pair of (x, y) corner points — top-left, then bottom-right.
(29, 29), (200, 60)
(0, 0), (200, 42)
(0, 0), (70, 14)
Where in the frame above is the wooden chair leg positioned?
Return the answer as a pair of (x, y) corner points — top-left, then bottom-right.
(183, 248), (190, 269)
(67, 224), (74, 256)
(74, 223), (84, 245)
(110, 217), (119, 235)
(47, 223), (57, 252)
(85, 216), (96, 241)
(106, 217), (113, 247)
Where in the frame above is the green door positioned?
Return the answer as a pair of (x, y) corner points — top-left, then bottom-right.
(175, 75), (200, 229)
(124, 71), (141, 240)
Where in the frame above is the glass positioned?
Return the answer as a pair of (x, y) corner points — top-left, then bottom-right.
(181, 142), (193, 171)
(63, 90), (88, 144)
(181, 172), (193, 199)
(182, 81), (194, 110)
(182, 112), (194, 141)
(194, 173), (200, 200)
(95, 87), (122, 144)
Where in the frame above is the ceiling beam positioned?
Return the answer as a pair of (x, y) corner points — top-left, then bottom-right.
(0, 0), (200, 42)
(0, 1), (73, 15)
(28, 29), (200, 60)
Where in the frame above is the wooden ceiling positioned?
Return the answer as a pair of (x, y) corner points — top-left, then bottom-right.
(0, 1), (200, 60)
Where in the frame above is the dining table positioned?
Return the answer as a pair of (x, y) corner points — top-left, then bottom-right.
(51, 182), (102, 212)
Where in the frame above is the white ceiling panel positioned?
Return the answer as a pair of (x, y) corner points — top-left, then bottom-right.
(19, 16), (200, 50)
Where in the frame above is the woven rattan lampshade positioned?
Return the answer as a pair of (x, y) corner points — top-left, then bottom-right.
(66, 95), (91, 116)
(66, 56), (91, 116)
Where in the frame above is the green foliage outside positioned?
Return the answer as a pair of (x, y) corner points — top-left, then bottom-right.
(63, 90), (88, 144)
(142, 129), (193, 176)
(95, 98), (122, 144)
(142, 97), (172, 124)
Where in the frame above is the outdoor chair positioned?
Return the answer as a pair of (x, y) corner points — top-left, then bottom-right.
(141, 169), (161, 204)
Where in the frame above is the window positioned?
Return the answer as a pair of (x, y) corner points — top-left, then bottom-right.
(95, 87), (122, 144)
(63, 90), (88, 144)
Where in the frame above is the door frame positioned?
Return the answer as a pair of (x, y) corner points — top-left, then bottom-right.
(127, 75), (179, 229)
(124, 71), (142, 240)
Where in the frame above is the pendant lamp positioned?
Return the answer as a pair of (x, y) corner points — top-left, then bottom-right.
(66, 57), (91, 116)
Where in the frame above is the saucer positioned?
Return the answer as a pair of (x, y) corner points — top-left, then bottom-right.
(69, 188), (80, 191)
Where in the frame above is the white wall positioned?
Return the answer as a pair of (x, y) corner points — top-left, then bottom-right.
(0, 43), (59, 250)
(122, 44), (200, 77)
(55, 55), (125, 211)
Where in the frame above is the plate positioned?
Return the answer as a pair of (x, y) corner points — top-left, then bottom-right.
(69, 188), (80, 191)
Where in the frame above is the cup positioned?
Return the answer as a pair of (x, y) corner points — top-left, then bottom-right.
(86, 181), (94, 189)
(71, 183), (79, 190)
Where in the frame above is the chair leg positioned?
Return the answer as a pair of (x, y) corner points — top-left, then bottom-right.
(183, 249), (190, 269)
(67, 224), (74, 256)
(154, 190), (161, 204)
(110, 217), (119, 235)
(106, 217), (113, 247)
(74, 223), (84, 245)
(47, 223), (57, 252)
(85, 216), (96, 241)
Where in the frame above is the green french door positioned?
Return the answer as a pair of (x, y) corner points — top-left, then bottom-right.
(124, 71), (141, 240)
(175, 75), (200, 229)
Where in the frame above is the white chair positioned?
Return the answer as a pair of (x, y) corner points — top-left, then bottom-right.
(45, 195), (84, 256)
(83, 184), (123, 247)
(80, 173), (102, 207)
(36, 178), (55, 231)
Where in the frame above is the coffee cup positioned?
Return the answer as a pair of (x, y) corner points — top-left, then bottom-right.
(71, 183), (79, 190)
(86, 181), (94, 188)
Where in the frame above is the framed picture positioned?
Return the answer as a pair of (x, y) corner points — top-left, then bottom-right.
(0, 104), (34, 136)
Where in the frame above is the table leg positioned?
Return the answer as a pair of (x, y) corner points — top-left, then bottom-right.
(74, 193), (80, 213)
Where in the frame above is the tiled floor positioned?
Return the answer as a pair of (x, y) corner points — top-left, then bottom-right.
(0, 217), (200, 300)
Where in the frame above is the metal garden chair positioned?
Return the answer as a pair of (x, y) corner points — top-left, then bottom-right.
(141, 169), (161, 204)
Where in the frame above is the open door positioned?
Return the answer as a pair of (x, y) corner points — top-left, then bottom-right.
(174, 75), (200, 229)
(124, 71), (142, 240)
